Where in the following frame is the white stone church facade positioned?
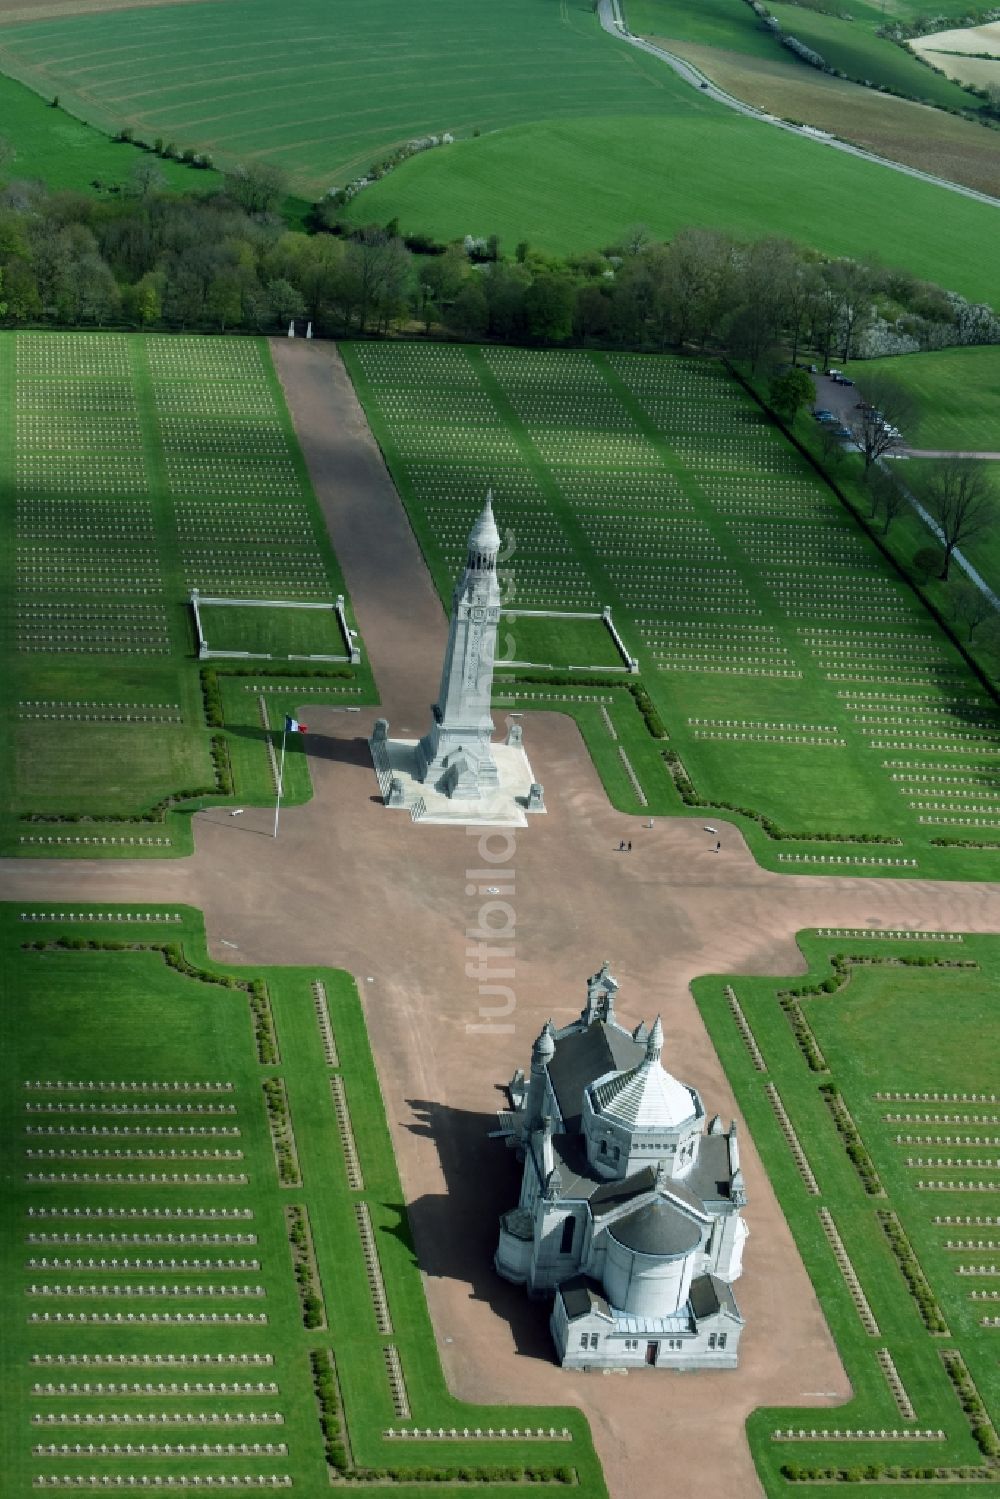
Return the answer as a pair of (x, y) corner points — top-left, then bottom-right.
(493, 963), (747, 1370)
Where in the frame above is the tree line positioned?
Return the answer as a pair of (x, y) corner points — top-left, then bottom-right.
(0, 162), (997, 359)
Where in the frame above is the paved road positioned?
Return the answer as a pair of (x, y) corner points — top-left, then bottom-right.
(4, 340), (1000, 1499)
(905, 448), (1000, 459)
(598, 0), (1000, 208)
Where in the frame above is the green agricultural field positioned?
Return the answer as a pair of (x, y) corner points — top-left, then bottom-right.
(695, 929), (1000, 1493)
(0, 0), (673, 188)
(0, 71), (218, 195)
(0, 902), (607, 1497)
(627, 0), (975, 109)
(342, 340), (1000, 881)
(0, 330), (371, 857)
(767, 1), (971, 108)
(0, 0), (997, 304)
(620, 0), (1000, 196)
(342, 115), (1000, 308)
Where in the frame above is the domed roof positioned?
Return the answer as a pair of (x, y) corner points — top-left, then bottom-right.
(468, 491), (499, 555)
(608, 1197), (702, 1258)
(589, 1017), (695, 1131)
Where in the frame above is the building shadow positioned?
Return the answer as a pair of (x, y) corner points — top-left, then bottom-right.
(400, 1096), (555, 1363)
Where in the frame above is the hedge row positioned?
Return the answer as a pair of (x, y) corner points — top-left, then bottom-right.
(820, 1083), (883, 1196)
(263, 1078), (299, 1186)
(201, 663), (357, 729)
(311, 1348), (348, 1471)
(877, 1210), (948, 1333)
(504, 673), (666, 739)
(290, 1211), (325, 1332)
(778, 996), (827, 1072)
(941, 1350), (1000, 1459)
(782, 1464), (995, 1482)
(931, 836), (1000, 850)
(249, 981), (278, 1065)
(780, 951), (977, 1003)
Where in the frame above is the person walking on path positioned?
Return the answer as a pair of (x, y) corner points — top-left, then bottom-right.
(715, 841), (721, 853)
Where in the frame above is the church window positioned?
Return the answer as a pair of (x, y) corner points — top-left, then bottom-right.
(560, 1217), (576, 1255)
(718, 1333), (727, 1349)
(599, 1140), (608, 1156)
(589, 1334), (600, 1349)
(579, 1334), (589, 1348)
(708, 1333), (717, 1349)
(612, 1146), (620, 1163)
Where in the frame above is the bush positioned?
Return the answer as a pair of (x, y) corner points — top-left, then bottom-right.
(912, 545), (944, 581)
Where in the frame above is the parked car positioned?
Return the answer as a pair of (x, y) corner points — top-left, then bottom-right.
(813, 408), (835, 421)
(834, 426), (852, 439)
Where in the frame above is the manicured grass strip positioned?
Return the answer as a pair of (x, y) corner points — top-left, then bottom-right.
(695, 931), (1000, 1493)
(0, 903), (609, 1497)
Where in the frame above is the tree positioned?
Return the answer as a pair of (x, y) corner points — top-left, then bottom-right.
(769, 368), (814, 422)
(848, 375), (918, 472)
(826, 257), (873, 362)
(225, 161), (288, 216)
(524, 272), (574, 343)
(864, 464), (907, 534)
(128, 272), (162, 327)
(921, 457), (996, 580)
(127, 159), (166, 199)
(267, 276), (306, 325)
(949, 579), (996, 641)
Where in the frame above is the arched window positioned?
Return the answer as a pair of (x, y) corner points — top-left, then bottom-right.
(560, 1217), (576, 1255)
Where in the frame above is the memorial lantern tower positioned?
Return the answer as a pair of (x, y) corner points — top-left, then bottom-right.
(414, 493), (502, 799)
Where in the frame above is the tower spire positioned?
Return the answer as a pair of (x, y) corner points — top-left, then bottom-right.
(467, 491), (500, 571)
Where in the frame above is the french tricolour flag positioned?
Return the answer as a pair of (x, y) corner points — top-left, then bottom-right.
(284, 715), (308, 734)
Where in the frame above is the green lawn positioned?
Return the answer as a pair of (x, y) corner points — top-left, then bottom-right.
(0, 331), (372, 855)
(0, 69), (218, 194)
(694, 930), (1000, 1494)
(845, 348), (1000, 453)
(501, 613), (625, 670)
(0, 902), (608, 1497)
(343, 113), (1000, 308)
(343, 339), (1000, 881)
(199, 603), (348, 660)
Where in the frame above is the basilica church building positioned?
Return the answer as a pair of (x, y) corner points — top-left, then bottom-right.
(493, 964), (747, 1370)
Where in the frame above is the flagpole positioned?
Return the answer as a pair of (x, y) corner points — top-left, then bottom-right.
(273, 726), (288, 839)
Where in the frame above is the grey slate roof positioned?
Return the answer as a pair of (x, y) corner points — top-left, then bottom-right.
(690, 1273), (743, 1323)
(684, 1135), (735, 1204)
(557, 1274), (611, 1322)
(547, 1023), (644, 1132)
(607, 1198), (703, 1258)
(590, 1167), (657, 1217)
